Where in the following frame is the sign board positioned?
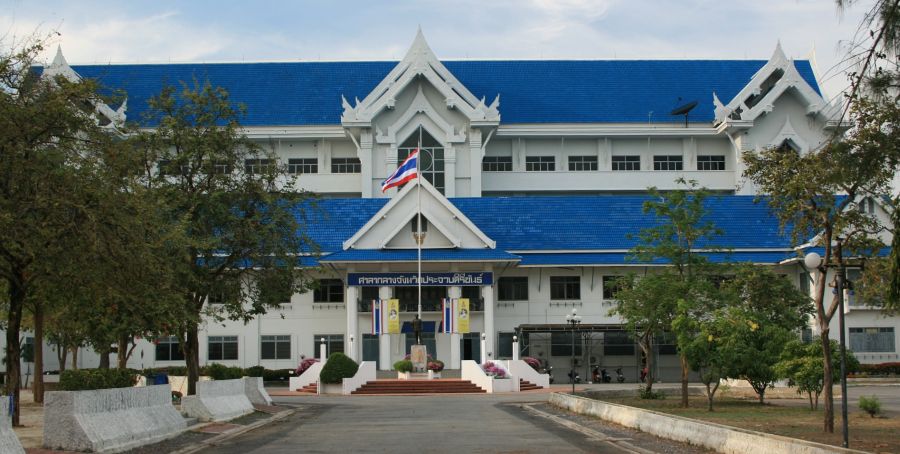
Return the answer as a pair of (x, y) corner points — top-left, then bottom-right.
(348, 272), (492, 287)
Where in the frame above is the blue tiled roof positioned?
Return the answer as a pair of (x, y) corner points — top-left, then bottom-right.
(517, 251), (797, 266)
(293, 195), (796, 263)
(68, 60), (820, 126)
(321, 249), (521, 263)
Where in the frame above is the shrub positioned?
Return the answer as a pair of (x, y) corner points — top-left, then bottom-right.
(263, 368), (294, 381)
(319, 352), (359, 384)
(59, 368), (140, 391)
(205, 363), (245, 380)
(393, 360), (413, 373)
(859, 395), (882, 417)
(522, 357), (541, 372)
(858, 362), (900, 376)
(427, 360), (444, 372)
(295, 357), (319, 376)
(244, 366), (266, 377)
(481, 361), (507, 378)
(638, 385), (666, 400)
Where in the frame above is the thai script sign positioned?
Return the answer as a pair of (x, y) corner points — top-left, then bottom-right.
(348, 272), (492, 287)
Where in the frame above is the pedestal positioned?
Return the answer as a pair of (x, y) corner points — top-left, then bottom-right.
(411, 344), (428, 373)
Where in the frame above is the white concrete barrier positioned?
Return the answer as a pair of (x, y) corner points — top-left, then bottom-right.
(0, 396), (25, 454)
(506, 359), (550, 388)
(181, 379), (254, 422)
(461, 360), (494, 393)
(243, 377), (273, 405)
(43, 385), (186, 453)
(342, 361), (376, 395)
(288, 361), (323, 391)
(549, 393), (867, 454)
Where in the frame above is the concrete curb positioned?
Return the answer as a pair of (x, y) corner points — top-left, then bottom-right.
(549, 392), (867, 454)
(170, 408), (295, 454)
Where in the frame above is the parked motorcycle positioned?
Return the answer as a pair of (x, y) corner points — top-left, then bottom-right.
(591, 366), (601, 383)
(600, 368), (612, 383)
(615, 367), (626, 383)
(568, 369), (581, 384)
(540, 365), (554, 384)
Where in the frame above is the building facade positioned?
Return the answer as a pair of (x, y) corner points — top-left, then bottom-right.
(15, 31), (897, 382)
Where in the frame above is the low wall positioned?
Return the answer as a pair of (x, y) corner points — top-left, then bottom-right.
(549, 393), (866, 454)
(342, 361), (376, 395)
(181, 379), (254, 422)
(504, 360), (549, 389)
(289, 361), (323, 391)
(0, 396), (25, 454)
(243, 377), (272, 405)
(43, 385), (186, 453)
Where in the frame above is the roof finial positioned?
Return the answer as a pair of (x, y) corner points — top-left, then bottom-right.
(770, 40), (787, 63)
(51, 45), (68, 68)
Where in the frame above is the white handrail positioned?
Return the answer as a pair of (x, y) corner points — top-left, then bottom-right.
(342, 361), (377, 395)
(288, 361), (324, 391)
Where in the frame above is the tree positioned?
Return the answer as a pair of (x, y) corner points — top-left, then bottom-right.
(630, 178), (724, 408)
(135, 81), (316, 395)
(775, 339), (861, 410)
(672, 283), (728, 411)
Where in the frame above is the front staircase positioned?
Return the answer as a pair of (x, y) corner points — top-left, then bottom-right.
(351, 379), (486, 395)
(519, 379), (542, 391)
(297, 382), (318, 394)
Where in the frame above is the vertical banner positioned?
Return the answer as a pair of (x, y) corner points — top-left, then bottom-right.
(387, 299), (400, 334)
(457, 298), (470, 334)
(442, 298), (454, 333)
(371, 299), (382, 335)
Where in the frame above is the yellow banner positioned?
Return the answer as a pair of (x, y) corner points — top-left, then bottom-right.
(387, 299), (400, 334)
(457, 298), (470, 334)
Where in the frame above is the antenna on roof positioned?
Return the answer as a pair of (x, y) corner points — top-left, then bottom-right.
(670, 97), (698, 128)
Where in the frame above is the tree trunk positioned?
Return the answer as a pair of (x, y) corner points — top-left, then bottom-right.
(56, 342), (68, 373)
(97, 346), (111, 369)
(4, 274), (25, 426)
(680, 353), (689, 408)
(820, 331), (834, 432)
(70, 346), (79, 370)
(184, 323), (201, 396)
(808, 392), (814, 410)
(33, 301), (44, 403)
(117, 333), (130, 369)
(640, 338), (654, 392)
(758, 388), (765, 404)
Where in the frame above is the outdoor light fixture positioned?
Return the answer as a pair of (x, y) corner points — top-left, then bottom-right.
(565, 308), (582, 394)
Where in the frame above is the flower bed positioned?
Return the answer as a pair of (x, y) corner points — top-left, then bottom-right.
(481, 361), (508, 378)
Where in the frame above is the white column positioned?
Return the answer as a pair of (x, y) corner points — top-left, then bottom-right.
(346, 283), (359, 361)
(359, 130), (374, 198)
(483, 283), (495, 363)
(319, 337), (327, 361)
(448, 286), (462, 369)
(480, 334), (487, 364)
(378, 285), (392, 370)
(468, 128), (483, 197)
(512, 336), (520, 361)
(445, 146), (457, 197)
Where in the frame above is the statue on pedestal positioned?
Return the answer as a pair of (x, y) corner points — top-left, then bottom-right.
(411, 315), (423, 345)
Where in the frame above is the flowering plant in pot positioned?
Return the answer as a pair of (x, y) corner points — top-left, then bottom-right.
(427, 360), (445, 372)
(523, 357), (541, 372)
(481, 361), (507, 378)
(295, 357), (319, 376)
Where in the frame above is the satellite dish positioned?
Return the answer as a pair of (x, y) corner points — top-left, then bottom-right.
(670, 99), (698, 127)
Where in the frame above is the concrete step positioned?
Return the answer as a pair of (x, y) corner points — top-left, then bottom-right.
(352, 379), (486, 394)
(519, 379), (542, 391)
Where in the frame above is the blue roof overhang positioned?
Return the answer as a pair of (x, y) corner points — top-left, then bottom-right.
(515, 250), (799, 267)
(319, 249), (521, 264)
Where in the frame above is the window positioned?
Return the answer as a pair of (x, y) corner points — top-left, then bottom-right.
(602, 275), (624, 300)
(314, 279), (344, 303)
(604, 331), (635, 356)
(551, 332), (582, 356)
(550, 276), (580, 300)
(332, 157), (361, 174)
(462, 286), (483, 310)
(858, 198), (876, 215)
(568, 155), (598, 171)
(244, 159), (274, 174)
(611, 155), (640, 171)
(155, 336), (184, 361)
(399, 129), (445, 193)
(261, 335), (291, 360)
(204, 160), (233, 175)
(261, 280), (293, 305)
(288, 158), (317, 174)
(498, 277), (529, 301)
(314, 334), (344, 359)
(697, 155), (725, 171)
(158, 160), (187, 176)
(526, 156), (555, 172)
(801, 328), (814, 344)
(208, 336), (238, 361)
(498, 332), (515, 359)
(849, 327), (895, 352)
(483, 156), (513, 172)
(653, 155), (683, 171)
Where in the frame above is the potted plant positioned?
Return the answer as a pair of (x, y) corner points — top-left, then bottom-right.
(394, 360), (414, 379)
(427, 359), (444, 379)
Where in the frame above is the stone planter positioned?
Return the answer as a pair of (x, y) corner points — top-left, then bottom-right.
(319, 383), (343, 394)
(491, 378), (514, 392)
(428, 370), (442, 379)
(397, 371), (411, 380)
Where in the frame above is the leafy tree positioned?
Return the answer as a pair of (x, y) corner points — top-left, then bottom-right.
(135, 81), (316, 395)
(672, 283), (728, 411)
(775, 339), (860, 410)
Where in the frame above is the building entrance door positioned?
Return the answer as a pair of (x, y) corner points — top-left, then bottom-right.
(362, 334), (379, 368)
(460, 332), (481, 361)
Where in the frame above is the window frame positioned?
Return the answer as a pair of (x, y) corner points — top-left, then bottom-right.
(287, 158), (318, 174)
(207, 335), (239, 361)
(155, 336), (185, 361)
(482, 156), (513, 172)
(331, 157), (361, 174)
(696, 155), (725, 171)
(314, 278), (345, 303)
(498, 276), (529, 301)
(550, 276), (581, 300)
(525, 156), (555, 172)
(611, 155), (640, 171)
(260, 334), (292, 360)
(568, 155), (598, 171)
(653, 155), (684, 171)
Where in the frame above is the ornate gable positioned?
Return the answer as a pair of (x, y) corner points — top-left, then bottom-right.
(44, 47), (128, 130)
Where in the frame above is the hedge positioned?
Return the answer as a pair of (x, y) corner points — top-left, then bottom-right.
(320, 352), (358, 384)
(59, 368), (141, 391)
(857, 362), (900, 375)
(205, 363), (245, 380)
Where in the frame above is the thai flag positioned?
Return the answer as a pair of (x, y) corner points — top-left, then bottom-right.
(441, 298), (454, 333)
(372, 299), (382, 335)
(381, 149), (419, 192)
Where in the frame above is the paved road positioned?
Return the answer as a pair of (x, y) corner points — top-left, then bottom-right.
(198, 393), (704, 454)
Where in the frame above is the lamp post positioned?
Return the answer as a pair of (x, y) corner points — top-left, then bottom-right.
(805, 243), (849, 448)
(565, 308), (582, 394)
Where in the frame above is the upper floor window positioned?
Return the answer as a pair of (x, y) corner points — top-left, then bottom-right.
(332, 157), (361, 174)
(550, 276), (580, 300)
(697, 155), (725, 171)
(244, 158), (275, 175)
(288, 158), (318, 174)
(611, 155), (640, 171)
(498, 277), (529, 301)
(314, 279), (345, 303)
(602, 275), (625, 300)
(399, 128), (445, 193)
(849, 327), (895, 352)
(653, 155), (683, 171)
(526, 156), (555, 172)
(858, 198), (876, 215)
(568, 155), (598, 171)
(483, 156), (513, 172)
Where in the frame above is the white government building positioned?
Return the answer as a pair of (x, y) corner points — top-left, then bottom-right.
(16, 31), (899, 382)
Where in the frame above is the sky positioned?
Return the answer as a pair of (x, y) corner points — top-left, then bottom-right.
(0, 0), (876, 101)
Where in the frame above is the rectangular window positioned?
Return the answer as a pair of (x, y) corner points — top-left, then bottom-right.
(155, 336), (184, 361)
(332, 157), (361, 173)
(461, 286), (483, 311)
(525, 156), (555, 172)
(604, 331), (635, 356)
(602, 275), (625, 300)
(287, 158), (317, 174)
(550, 276), (580, 300)
(611, 155), (640, 171)
(261, 335), (291, 360)
(157, 160), (188, 176)
(244, 158), (274, 175)
(498, 277), (529, 301)
(849, 327), (895, 352)
(204, 160), (233, 175)
(482, 156), (513, 172)
(653, 155), (683, 171)
(314, 334), (345, 359)
(550, 331), (582, 357)
(208, 335), (238, 361)
(568, 155), (598, 171)
(314, 279), (345, 303)
(498, 332), (515, 359)
(697, 155), (725, 171)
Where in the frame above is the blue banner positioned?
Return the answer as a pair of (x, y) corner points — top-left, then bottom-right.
(348, 272), (492, 287)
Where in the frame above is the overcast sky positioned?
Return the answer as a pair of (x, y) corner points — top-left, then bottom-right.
(1, 0), (875, 101)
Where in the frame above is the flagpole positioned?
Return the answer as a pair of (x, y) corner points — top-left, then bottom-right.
(416, 127), (423, 321)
